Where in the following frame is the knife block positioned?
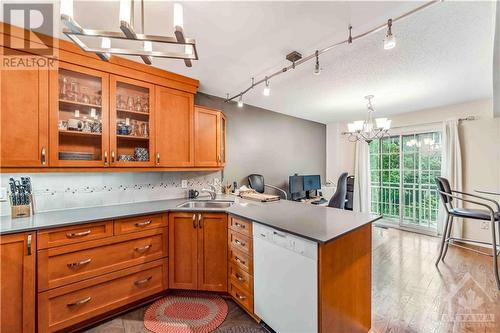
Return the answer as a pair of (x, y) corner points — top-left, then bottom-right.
(11, 205), (31, 218)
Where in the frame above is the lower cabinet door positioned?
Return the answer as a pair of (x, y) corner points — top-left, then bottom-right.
(168, 213), (198, 289)
(0, 232), (36, 333)
(197, 213), (228, 291)
(38, 259), (167, 333)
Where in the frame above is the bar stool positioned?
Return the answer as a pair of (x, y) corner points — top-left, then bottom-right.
(435, 177), (500, 289)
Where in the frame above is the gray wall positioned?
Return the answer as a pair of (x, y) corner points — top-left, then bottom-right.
(195, 93), (326, 195)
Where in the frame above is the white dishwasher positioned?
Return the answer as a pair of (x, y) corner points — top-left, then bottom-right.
(253, 223), (318, 333)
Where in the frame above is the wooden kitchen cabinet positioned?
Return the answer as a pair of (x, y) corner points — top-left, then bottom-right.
(0, 232), (36, 333)
(49, 62), (110, 167)
(169, 212), (228, 291)
(218, 112), (227, 166)
(1, 50), (49, 167)
(155, 86), (194, 167)
(194, 106), (220, 167)
(110, 75), (155, 167)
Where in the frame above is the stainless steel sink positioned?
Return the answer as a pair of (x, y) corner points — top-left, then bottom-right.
(177, 200), (234, 209)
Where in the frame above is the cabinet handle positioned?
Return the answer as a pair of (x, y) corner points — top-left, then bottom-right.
(198, 213), (202, 229)
(235, 273), (244, 282)
(235, 293), (246, 300)
(66, 230), (91, 238)
(235, 222), (246, 230)
(27, 234), (32, 255)
(192, 214), (196, 228)
(235, 239), (246, 247)
(134, 244), (152, 253)
(218, 154), (221, 163)
(67, 296), (91, 307)
(104, 151), (108, 165)
(235, 256), (245, 265)
(111, 151), (115, 163)
(41, 146), (46, 165)
(134, 276), (152, 286)
(135, 220), (152, 227)
(156, 152), (160, 165)
(67, 258), (92, 268)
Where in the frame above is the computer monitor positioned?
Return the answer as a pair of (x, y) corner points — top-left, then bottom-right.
(289, 175), (304, 195)
(303, 175), (321, 192)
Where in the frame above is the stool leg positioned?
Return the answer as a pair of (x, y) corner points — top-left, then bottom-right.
(442, 216), (454, 262)
(491, 220), (500, 290)
(436, 215), (451, 266)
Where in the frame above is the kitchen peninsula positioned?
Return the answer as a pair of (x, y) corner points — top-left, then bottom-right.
(0, 196), (379, 333)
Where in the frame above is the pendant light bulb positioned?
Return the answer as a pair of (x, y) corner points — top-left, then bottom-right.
(383, 19), (396, 50)
(263, 77), (270, 96)
(237, 95), (244, 108)
(60, 0), (74, 18)
(119, 0), (131, 24)
(173, 3), (184, 30)
(313, 50), (321, 75)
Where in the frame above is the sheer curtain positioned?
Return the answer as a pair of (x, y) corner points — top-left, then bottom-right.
(353, 140), (371, 213)
(440, 119), (463, 236)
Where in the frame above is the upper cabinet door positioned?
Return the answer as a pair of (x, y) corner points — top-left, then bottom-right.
(49, 62), (109, 167)
(110, 75), (155, 167)
(155, 87), (194, 167)
(218, 113), (227, 167)
(1, 57), (49, 167)
(194, 106), (219, 167)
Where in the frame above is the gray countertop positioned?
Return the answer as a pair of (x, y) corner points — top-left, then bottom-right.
(1, 195), (381, 243)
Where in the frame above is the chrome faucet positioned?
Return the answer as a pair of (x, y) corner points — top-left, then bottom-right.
(201, 184), (217, 200)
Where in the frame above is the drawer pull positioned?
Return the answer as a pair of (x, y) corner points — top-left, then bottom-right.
(235, 256), (245, 265)
(235, 293), (246, 300)
(235, 222), (246, 229)
(135, 220), (152, 227)
(235, 239), (246, 247)
(66, 230), (91, 238)
(135, 276), (152, 286)
(67, 296), (91, 307)
(67, 258), (92, 268)
(134, 244), (152, 253)
(235, 273), (245, 282)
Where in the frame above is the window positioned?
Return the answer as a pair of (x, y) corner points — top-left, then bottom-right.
(370, 131), (442, 230)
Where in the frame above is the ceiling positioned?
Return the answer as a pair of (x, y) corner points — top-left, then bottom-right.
(62, 1), (496, 124)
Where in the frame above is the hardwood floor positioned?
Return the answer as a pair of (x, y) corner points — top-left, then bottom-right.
(84, 227), (499, 333)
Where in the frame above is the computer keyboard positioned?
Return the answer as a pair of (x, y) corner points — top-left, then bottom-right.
(311, 198), (328, 205)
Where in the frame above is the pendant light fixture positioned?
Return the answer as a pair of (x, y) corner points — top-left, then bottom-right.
(343, 95), (392, 143)
(263, 77), (271, 96)
(383, 19), (396, 50)
(237, 95), (244, 108)
(60, 0), (198, 67)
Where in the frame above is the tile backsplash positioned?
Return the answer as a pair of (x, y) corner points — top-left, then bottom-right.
(0, 171), (221, 216)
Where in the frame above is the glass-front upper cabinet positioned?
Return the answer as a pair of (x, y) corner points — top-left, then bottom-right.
(110, 75), (155, 167)
(50, 62), (109, 166)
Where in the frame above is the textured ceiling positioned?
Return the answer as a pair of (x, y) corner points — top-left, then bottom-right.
(62, 1), (495, 124)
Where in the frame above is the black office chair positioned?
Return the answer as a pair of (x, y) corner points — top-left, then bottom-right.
(248, 174), (288, 200)
(435, 176), (500, 289)
(328, 173), (348, 209)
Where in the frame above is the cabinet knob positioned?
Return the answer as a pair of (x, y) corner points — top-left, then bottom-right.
(41, 146), (46, 165)
(156, 152), (160, 165)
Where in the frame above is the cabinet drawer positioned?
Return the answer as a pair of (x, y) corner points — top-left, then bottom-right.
(229, 263), (252, 292)
(38, 259), (167, 333)
(229, 247), (253, 274)
(229, 281), (253, 314)
(37, 221), (113, 249)
(38, 228), (168, 291)
(228, 229), (252, 256)
(114, 214), (166, 235)
(229, 215), (252, 237)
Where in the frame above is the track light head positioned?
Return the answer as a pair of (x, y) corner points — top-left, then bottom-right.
(313, 50), (321, 75)
(237, 95), (244, 108)
(263, 77), (270, 96)
(384, 19), (396, 50)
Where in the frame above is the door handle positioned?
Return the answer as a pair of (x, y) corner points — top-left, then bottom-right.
(134, 276), (152, 286)
(111, 151), (115, 163)
(192, 214), (196, 228)
(67, 296), (91, 307)
(198, 213), (202, 228)
(235, 293), (246, 300)
(135, 220), (152, 227)
(156, 152), (160, 165)
(235, 273), (244, 282)
(67, 258), (92, 268)
(235, 239), (246, 247)
(41, 146), (46, 165)
(134, 244), (152, 253)
(235, 222), (246, 230)
(66, 230), (91, 238)
(235, 256), (245, 265)
(27, 234), (32, 255)
(104, 151), (108, 165)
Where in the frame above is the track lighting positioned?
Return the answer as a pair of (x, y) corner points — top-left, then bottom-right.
(237, 95), (244, 108)
(383, 19), (396, 50)
(263, 77), (270, 96)
(313, 50), (321, 76)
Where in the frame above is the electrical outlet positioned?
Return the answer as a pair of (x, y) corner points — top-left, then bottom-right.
(481, 222), (489, 230)
(0, 187), (7, 202)
(181, 180), (188, 189)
